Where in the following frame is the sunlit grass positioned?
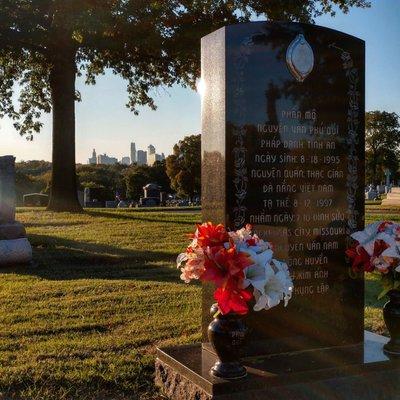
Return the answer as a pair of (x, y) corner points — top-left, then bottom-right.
(0, 207), (396, 399)
(1, 208), (202, 400)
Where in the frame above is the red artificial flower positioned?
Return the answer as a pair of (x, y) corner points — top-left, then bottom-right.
(378, 221), (393, 233)
(246, 238), (257, 247)
(192, 222), (230, 248)
(213, 246), (253, 278)
(346, 242), (373, 272)
(200, 256), (226, 286)
(373, 239), (390, 257)
(200, 245), (253, 287)
(346, 240), (390, 273)
(214, 278), (253, 315)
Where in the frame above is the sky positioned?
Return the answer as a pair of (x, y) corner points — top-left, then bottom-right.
(1, 0), (399, 163)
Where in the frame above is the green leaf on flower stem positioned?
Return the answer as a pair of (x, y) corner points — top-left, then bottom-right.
(378, 286), (393, 300)
(378, 275), (395, 299)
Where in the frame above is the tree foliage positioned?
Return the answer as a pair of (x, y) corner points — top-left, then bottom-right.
(124, 160), (171, 201)
(77, 163), (128, 198)
(0, 0), (370, 210)
(365, 111), (400, 185)
(0, 0), (368, 134)
(166, 134), (201, 199)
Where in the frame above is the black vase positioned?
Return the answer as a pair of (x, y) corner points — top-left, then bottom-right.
(383, 290), (400, 356)
(207, 304), (248, 379)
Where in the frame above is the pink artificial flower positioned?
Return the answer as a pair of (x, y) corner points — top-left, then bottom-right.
(177, 248), (206, 283)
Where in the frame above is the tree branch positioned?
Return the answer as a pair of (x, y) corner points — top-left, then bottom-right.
(0, 28), (48, 55)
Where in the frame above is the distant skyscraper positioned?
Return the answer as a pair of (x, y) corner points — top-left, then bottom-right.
(147, 144), (156, 155)
(121, 156), (131, 166)
(147, 152), (166, 166)
(97, 153), (118, 165)
(137, 150), (147, 166)
(88, 149), (97, 165)
(130, 142), (137, 164)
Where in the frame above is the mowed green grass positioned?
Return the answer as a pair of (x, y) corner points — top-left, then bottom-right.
(364, 205), (400, 335)
(0, 209), (202, 400)
(0, 207), (392, 399)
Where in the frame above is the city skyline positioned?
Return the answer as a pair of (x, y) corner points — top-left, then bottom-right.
(1, 0), (399, 163)
(87, 141), (165, 166)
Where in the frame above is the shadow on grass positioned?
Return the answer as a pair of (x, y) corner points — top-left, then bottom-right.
(24, 221), (91, 228)
(85, 210), (199, 226)
(0, 233), (181, 283)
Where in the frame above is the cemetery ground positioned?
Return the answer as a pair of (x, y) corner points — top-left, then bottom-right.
(0, 206), (395, 400)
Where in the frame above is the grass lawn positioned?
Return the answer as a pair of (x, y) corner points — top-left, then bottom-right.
(0, 207), (393, 399)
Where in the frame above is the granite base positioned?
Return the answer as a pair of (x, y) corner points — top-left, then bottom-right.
(156, 331), (400, 400)
(0, 238), (32, 265)
(0, 222), (26, 240)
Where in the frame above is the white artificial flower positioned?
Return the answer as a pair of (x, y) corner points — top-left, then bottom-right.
(253, 259), (293, 312)
(242, 263), (269, 293)
(351, 222), (397, 256)
(381, 244), (400, 259)
(176, 252), (188, 269)
(228, 226), (253, 244)
(253, 237), (273, 252)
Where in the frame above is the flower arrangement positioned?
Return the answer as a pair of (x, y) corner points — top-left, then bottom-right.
(346, 221), (400, 298)
(177, 222), (293, 315)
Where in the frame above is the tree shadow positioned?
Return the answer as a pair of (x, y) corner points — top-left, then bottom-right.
(24, 221), (90, 228)
(0, 233), (182, 283)
(84, 210), (199, 225)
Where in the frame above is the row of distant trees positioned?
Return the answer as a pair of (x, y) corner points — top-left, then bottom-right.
(16, 134), (201, 205)
(16, 110), (400, 205)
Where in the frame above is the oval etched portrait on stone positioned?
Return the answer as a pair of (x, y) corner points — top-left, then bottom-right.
(286, 33), (314, 82)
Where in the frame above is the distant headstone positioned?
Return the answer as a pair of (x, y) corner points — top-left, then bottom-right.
(83, 187), (109, 208)
(23, 193), (49, 207)
(77, 191), (84, 207)
(84, 187), (91, 204)
(366, 184), (378, 200)
(377, 185), (386, 195)
(139, 183), (161, 207)
(143, 183), (161, 198)
(0, 156), (16, 223)
(385, 169), (391, 187)
(201, 21), (365, 354)
(117, 200), (128, 208)
(0, 155), (32, 265)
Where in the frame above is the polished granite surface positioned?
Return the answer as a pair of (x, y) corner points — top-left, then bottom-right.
(157, 332), (399, 397)
(201, 21), (366, 352)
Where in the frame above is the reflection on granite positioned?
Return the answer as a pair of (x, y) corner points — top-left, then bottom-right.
(156, 332), (400, 399)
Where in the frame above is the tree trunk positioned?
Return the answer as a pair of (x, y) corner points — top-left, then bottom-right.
(47, 48), (82, 212)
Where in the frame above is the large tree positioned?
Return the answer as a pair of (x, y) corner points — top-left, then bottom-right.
(166, 134), (200, 199)
(365, 111), (400, 185)
(0, 0), (369, 211)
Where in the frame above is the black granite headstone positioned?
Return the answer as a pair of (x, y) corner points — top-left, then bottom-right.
(201, 22), (365, 354)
